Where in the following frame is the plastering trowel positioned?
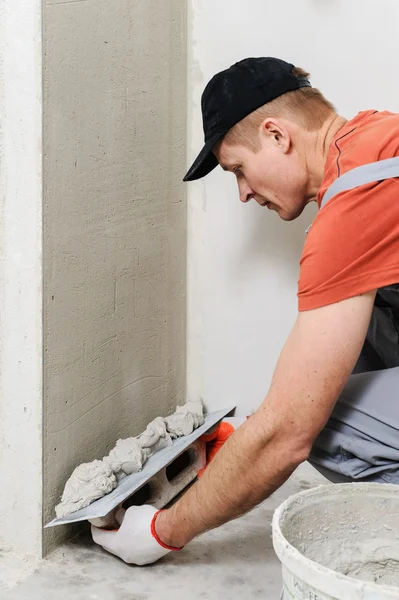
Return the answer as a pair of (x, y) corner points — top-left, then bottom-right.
(46, 406), (235, 529)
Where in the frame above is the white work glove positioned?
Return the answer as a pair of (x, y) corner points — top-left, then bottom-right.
(91, 505), (183, 565)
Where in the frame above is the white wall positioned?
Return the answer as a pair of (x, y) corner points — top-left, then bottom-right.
(187, 0), (399, 415)
(0, 0), (43, 557)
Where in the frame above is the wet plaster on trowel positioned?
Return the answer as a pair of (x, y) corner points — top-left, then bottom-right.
(55, 400), (204, 518)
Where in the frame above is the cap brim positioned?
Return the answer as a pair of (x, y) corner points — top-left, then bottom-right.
(183, 131), (226, 182)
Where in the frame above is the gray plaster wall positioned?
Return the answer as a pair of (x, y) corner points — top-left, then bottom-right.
(43, 0), (187, 554)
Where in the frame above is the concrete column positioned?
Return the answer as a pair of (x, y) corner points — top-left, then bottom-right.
(42, 0), (187, 554)
(0, 0), (187, 560)
(0, 0), (43, 558)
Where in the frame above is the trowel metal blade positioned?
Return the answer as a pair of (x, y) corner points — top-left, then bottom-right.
(45, 406), (235, 528)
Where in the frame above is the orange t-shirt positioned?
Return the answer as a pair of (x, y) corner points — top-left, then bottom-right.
(298, 110), (399, 311)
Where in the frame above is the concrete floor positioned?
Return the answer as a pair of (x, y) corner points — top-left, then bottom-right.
(2, 464), (326, 600)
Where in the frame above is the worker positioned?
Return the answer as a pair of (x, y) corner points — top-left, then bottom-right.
(92, 57), (399, 565)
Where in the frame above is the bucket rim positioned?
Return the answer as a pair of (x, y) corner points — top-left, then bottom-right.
(272, 482), (399, 600)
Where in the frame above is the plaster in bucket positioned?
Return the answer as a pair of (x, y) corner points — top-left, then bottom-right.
(272, 483), (399, 600)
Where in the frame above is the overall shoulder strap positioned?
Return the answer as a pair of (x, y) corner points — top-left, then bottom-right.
(320, 156), (399, 209)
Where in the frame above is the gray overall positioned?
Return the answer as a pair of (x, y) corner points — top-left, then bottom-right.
(308, 157), (399, 484)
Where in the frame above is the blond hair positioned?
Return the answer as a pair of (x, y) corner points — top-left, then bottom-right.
(223, 68), (336, 151)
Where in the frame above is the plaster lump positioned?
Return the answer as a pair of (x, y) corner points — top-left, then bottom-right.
(55, 460), (117, 518)
(56, 400), (205, 517)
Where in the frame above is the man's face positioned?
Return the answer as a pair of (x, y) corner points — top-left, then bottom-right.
(213, 122), (310, 221)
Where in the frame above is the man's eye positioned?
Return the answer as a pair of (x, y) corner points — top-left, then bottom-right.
(233, 167), (242, 175)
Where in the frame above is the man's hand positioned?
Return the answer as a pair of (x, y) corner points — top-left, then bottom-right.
(91, 505), (183, 565)
(155, 290), (377, 548)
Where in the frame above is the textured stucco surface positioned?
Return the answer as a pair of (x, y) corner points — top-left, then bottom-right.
(43, 0), (187, 554)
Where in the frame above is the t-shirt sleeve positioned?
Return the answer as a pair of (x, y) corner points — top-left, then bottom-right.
(298, 178), (399, 311)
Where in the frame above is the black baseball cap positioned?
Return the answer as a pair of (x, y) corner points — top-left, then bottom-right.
(183, 57), (311, 182)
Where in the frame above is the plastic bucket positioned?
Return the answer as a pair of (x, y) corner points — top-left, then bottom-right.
(272, 483), (399, 600)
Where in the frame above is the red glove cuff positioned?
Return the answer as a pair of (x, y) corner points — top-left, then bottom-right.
(150, 510), (184, 552)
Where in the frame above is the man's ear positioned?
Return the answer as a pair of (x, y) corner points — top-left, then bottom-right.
(260, 118), (290, 153)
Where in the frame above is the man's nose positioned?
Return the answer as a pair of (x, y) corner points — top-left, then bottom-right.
(238, 181), (255, 203)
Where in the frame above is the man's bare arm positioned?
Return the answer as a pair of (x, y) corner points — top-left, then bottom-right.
(156, 290), (376, 548)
